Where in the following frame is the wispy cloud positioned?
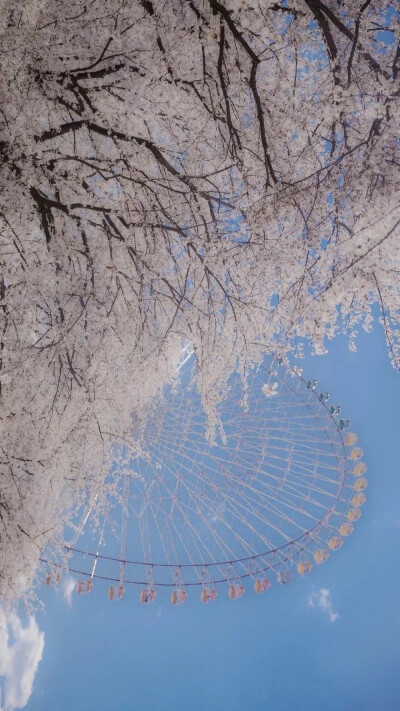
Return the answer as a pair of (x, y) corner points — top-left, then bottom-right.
(61, 575), (76, 606)
(308, 587), (339, 622)
(0, 609), (44, 711)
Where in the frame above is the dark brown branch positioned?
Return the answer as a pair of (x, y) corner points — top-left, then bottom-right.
(304, 0), (338, 61)
(35, 120), (232, 208)
(30, 187), (69, 247)
(217, 25), (242, 154)
(305, 0), (388, 77)
(208, 0), (259, 63)
(208, 0), (277, 185)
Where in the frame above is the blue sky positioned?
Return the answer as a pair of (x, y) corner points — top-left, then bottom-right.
(2, 319), (400, 711)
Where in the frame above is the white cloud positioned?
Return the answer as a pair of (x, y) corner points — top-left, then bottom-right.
(0, 609), (44, 711)
(61, 575), (76, 605)
(308, 587), (339, 622)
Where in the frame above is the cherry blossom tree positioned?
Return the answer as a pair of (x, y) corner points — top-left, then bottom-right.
(0, 0), (399, 601)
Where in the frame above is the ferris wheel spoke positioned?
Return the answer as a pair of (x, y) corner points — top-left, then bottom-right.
(155, 464), (226, 568)
(186, 463), (293, 550)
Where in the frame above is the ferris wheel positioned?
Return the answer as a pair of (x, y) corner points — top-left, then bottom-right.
(41, 354), (367, 605)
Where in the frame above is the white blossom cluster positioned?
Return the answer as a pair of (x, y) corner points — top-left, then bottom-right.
(0, 0), (399, 601)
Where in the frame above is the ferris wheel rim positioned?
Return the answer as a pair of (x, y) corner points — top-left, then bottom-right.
(49, 498), (342, 571)
(40, 541), (305, 586)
